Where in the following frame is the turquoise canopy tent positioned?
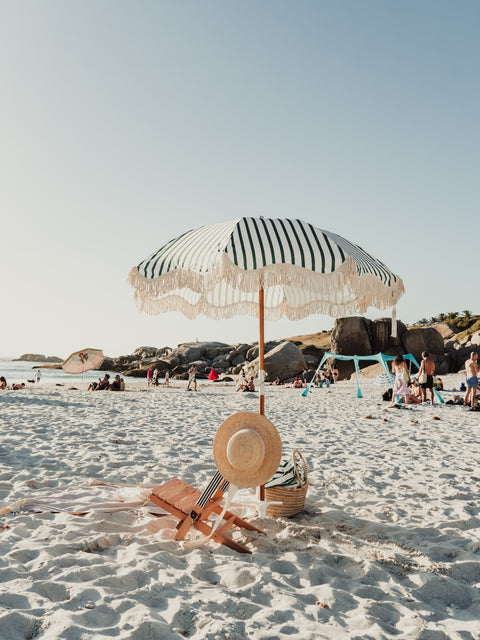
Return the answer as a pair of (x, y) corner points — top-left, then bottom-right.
(303, 352), (444, 402)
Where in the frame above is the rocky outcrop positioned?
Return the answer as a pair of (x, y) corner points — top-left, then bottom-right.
(370, 318), (407, 355)
(14, 354), (63, 363)
(401, 328), (444, 362)
(331, 317), (407, 357)
(329, 318), (476, 374)
(331, 317), (374, 356)
(64, 318), (477, 379)
(244, 341), (306, 382)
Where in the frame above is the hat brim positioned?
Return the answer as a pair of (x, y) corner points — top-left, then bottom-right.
(213, 411), (282, 488)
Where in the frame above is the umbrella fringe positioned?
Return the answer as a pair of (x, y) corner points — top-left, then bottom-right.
(129, 253), (403, 297)
(128, 258), (405, 321)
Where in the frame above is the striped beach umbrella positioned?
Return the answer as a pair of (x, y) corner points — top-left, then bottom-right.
(62, 348), (104, 375)
(374, 372), (395, 387)
(129, 217), (404, 414)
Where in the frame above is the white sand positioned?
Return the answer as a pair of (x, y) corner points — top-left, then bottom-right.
(1, 376), (479, 640)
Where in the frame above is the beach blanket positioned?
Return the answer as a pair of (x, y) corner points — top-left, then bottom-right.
(0, 480), (167, 516)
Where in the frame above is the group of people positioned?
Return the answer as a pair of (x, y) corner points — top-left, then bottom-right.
(390, 350), (479, 407)
(391, 351), (437, 405)
(0, 377), (26, 390)
(147, 368), (170, 388)
(314, 366), (339, 388)
(87, 374), (125, 391)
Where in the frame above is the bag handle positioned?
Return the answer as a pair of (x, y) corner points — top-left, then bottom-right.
(292, 449), (309, 488)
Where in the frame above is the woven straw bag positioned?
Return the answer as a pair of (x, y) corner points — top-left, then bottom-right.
(265, 450), (309, 517)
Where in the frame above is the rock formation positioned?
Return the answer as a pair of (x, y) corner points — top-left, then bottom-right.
(35, 318), (474, 380)
(244, 340), (307, 382)
(14, 354), (63, 363)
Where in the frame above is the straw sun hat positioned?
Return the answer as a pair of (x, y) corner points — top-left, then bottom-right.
(213, 412), (282, 488)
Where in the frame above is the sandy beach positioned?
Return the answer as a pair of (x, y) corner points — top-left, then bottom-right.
(1, 376), (479, 640)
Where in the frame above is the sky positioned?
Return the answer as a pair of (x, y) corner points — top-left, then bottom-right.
(1, 0), (478, 359)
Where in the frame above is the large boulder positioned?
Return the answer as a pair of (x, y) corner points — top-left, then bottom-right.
(244, 341), (306, 382)
(124, 368), (148, 377)
(132, 346), (158, 358)
(433, 324), (455, 340)
(173, 344), (202, 363)
(401, 328), (444, 362)
(370, 318), (407, 354)
(171, 342), (231, 365)
(447, 345), (478, 373)
(100, 358), (115, 371)
(298, 344), (326, 363)
(226, 344), (250, 363)
(331, 317), (374, 356)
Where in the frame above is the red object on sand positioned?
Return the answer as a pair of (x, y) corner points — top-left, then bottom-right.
(208, 368), (219, 381)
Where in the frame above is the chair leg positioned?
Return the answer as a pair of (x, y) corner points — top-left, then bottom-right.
(193, 520), (252, 554)
(174, 517), (193, 541)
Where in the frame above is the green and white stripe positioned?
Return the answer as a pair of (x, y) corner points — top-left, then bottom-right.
(138, 217), (396, 284)
(129, 217), (404, 321)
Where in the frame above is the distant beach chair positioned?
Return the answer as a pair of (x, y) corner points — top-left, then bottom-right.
(149, 472), (264, 554)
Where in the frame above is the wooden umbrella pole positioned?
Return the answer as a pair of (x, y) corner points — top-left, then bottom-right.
(259, 286), (265, 417)
(259, 286), (265, 502)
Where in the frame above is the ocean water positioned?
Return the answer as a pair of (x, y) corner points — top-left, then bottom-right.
(0, 358), (114, 386)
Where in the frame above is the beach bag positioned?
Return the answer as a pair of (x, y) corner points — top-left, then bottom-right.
(264, 450), (309, 517)
(402, 368), (410, 383)
(418, 369), (427, 384)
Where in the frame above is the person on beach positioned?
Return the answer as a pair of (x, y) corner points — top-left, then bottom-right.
(186, 365), (198, 391)
(323, 370), (331, 387)
(152, 368), (159, 386)
(332, 362), (339, 384)
(0, 376), (7, 390)
(293, 376), (303, 388)
(36, 369), (42, 384)
(464, 352), (479, 407)
(88, 374), (110, 391)
(409, 379), (422, 402)
(391, 354), (410, 403)
(109, 375), (123, 391)
(147, 368), (153, 387)
(236, 370), (247, 391)
(418, 352), (435, 404)
(302, 369), (308, 386)
(10, 383), (25, 390)
(163, 371), (170, 387)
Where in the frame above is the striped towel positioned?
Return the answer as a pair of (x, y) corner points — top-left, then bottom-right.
(264, 457), (306, 489)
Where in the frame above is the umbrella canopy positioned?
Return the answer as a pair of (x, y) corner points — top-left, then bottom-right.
(129, 217), (405, 415)
(62, 348), (104, 375)
(129, 217), (404, 321)
(374, 372), (395, 386)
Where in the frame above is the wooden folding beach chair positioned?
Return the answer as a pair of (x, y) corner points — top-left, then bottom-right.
(149, 472), (265, 554)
